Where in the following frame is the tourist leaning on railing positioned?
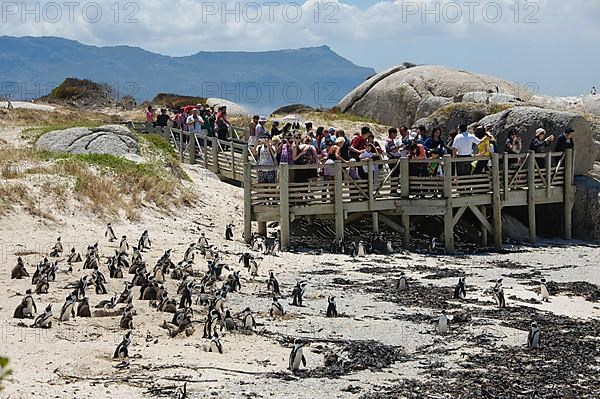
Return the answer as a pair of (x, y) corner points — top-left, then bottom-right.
(473, 126), (493, 174)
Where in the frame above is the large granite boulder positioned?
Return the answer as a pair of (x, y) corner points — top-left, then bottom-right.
(338, 65), (530, 127)
(206, 98), (249, 116)
(36, 124), (140, 159)
(415, 96), (452, 120)
(460, 91), (525, 105)
(573, 175), (600, 241)
(476, 107), (599, 175)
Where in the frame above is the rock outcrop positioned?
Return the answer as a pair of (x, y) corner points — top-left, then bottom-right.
(415, 96), (453, 120)
(36, 124), (140, 160)
(414, 103), (508, 137)
(573, 175), (600, 241)
(476, 107), (599, 175)
(338, 65), (530, 127)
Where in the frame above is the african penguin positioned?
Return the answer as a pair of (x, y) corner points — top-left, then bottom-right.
(436, 310), (449, 335)
(288, 340), (307, 371)
(209, 332), (224, 354)
(493, 286), (506, 309)
(113, 331), (132, 358)
(225, 224), (234, 241)
(76, 297), (91, 317)
(270, 297), (285, 317)
(11, 257), (29, 279)
(326, 296), (338, 318)
(396, 272), (408, 292)
(13, 289), (37, 319)
(222, 309), (237, 331)
(119, 236), (129, 254)
(106, 223), (117, 242)
(454, 277), (466, 300)
(50, 237), (63, 257)
(59, 293), (78, 322)
(33, 304), (53, 328)
(527, 321), (541, 349)
(242, 307), (256, 330)
(267, 271), (280, 295)
(357, 241), (366, 257)
(540, 279), (550, 302)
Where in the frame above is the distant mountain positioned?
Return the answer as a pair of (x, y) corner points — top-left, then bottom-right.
(0, 36), (375, 113)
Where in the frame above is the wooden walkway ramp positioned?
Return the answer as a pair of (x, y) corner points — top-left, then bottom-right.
(128, 122), (575, 254)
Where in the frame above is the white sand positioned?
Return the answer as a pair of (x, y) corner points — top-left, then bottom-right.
(1, 126), (599, 398)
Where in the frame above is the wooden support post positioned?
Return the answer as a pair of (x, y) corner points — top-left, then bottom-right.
(279, 164), (290, 251)
(479, 205), (488, 247)
(400, 158), (409, 198)
(211, 139), (220, 175)
(334, 162), (344, 241)
(231, 145), (237, 180)
(401, 214), (410, 249)
(189, 133), (196, 164)
(372, 212), (379, 233)
(527, 151), (537, 243)
(564, 149), (574, 240)
(368, 159), (375, 210)
(491, 153), (503, 250)
(503, 154), (509, 201)
(443, 155), (455, 254)
(203, 137), (209, 169)
(242, 145), (249, 164)
(179, 132), (184, 163)
(546, 151), (552, 197)
(243, 163), (252, 244)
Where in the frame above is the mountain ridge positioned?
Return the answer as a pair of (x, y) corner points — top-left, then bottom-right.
(0, 36), (374, 113)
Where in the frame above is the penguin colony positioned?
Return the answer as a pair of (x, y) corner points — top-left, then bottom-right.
(9, 222), (549, 395)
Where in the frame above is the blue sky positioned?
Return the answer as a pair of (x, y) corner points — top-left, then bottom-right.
(1, 0), (598, 96)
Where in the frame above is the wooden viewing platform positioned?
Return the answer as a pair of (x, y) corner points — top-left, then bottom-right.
(128, 122), (576, 254)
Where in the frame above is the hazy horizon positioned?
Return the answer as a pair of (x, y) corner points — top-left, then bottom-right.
(0, 1), (598, 98)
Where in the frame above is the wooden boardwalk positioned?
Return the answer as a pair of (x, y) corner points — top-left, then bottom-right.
(128, 122), (575, 254)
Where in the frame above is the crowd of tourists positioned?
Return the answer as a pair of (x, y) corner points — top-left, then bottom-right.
(142, 106), (575, 186)
(250, 118), (575, 184)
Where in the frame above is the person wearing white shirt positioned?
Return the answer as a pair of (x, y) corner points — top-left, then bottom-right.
(452, 123), (481, 175)
(186, 109), (204, 133)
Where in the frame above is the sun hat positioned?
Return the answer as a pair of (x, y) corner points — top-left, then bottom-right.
(535, 128), (546, 136)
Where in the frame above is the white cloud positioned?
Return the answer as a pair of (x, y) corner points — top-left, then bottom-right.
(0, 0), (598, 55)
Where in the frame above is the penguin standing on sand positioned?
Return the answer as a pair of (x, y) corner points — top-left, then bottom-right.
(119, 236), (129, 254)
(59, 293), (78, 321)
(222, 309), (237, 331)
(326, 296), (338, 318)
(239, 253), (258, 277)
(75, 275), (88, 300)
(138, 230), (151, 252)
(182, 243), (195, 263)
(436, 310), (449, 335)
(454, 277), (466, 300)
(203, 309), (221, 338)
(289, 340), (307, 371)
(492, 279), (506, 309)
(540, 278), (550, 302)
(396, 272), (409, 292)
(209, 332), (223, 353)
(347, 241), (358, 257)
(33, 304), (53, 328)
(270, 297), (285, 317)
(179, 282), (193, 308)
(197, 233), (210, 256)
(92, 265), (108, 295)
(176, 383), (187, 399)
(76, 297), (91, 317)
(50, 237), (63, 257)
(428, 238), (438, 254)
(290, 281), (307, 307)
(106, 223), (117, 242)
(113, 331), (132, 358)
(242, 307), (256, 330)
(13, 289), (37, 319)
(96, 293), (118, 310)
(225, 224), (234, 241)
(267, 271), (280, 295)
(357, 241), (366, 257)
(120, 304), (134, 329)
(527, 321), (541, 349)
